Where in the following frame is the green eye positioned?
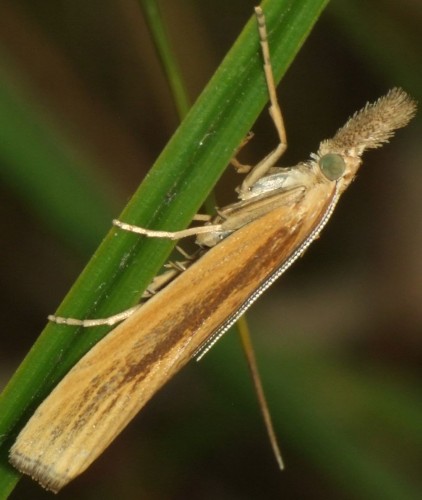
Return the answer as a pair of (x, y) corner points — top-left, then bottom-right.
(319, 153), (346, 181)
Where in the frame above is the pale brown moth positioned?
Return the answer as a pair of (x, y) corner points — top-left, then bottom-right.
(9, 6), (416, 493)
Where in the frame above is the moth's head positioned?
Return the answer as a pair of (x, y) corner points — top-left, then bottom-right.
(315, 88), (416, 193)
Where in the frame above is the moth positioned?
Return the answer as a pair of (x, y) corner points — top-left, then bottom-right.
(9, 6), (416, 493)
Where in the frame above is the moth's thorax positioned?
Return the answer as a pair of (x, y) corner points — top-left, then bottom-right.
(196, 158), (340, 250)
(238, 162), (315, 201)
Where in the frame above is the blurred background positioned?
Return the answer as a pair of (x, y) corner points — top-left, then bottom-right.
(1, 0), (421, 498)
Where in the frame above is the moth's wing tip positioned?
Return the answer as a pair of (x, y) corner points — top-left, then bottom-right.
(9, 447), (68, 493)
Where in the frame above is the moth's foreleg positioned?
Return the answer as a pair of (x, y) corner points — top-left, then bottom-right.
(238, 7), (288, 196)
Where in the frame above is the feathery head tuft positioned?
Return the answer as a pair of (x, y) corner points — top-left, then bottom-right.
(319, 88), (417, 158)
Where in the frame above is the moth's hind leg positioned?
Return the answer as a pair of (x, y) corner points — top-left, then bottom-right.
(49, 254), (197, 327)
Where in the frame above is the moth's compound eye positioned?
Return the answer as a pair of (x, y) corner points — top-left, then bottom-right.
(319, 153), (346, 181)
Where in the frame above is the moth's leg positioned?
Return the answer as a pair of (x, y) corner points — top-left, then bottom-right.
(49, 260), (192, 326)
(143, 258), (193, 298)
(238, 6), (287, 196)
(48, 305), (140, 327)
(191, 214), (212, 222)
(48, 248), (203, 327)
(231, 132), (255, 174)
(112, 218), (221, 240)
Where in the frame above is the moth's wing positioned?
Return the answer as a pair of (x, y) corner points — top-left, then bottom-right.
(198, 185), (307, 247)
(10, 180), (336, 492)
